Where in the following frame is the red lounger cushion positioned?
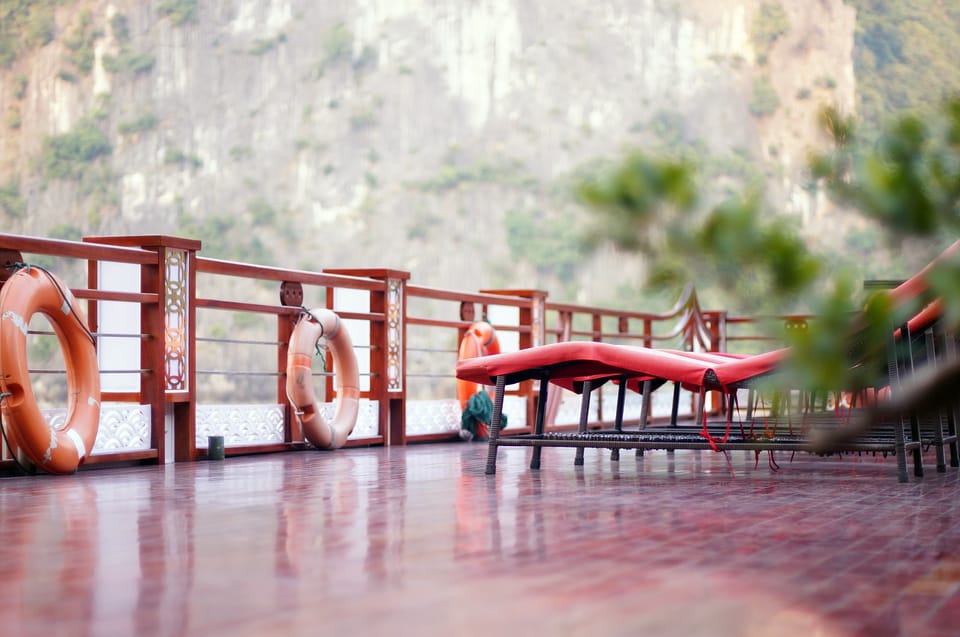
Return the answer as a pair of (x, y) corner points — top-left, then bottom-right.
(455, 341), (714, 390)
(455, 341), (788, 394)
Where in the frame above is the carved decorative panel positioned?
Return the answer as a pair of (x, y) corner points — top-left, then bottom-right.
(386, 278), (403, 392)
(164, 249), (188, 393)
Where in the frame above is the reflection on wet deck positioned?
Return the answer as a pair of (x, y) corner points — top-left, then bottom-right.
(2, 444), (960, 636)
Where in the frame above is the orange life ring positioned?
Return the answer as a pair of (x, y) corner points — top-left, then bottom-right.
(0, 267), (100, 474)
(456, 321), (500, 410)
(286, 308), (360, 450)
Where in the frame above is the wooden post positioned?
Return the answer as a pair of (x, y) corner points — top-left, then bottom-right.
(278, 281), (303, 445)
(85, 236), (200, 462)
(324, 269), (410, 445)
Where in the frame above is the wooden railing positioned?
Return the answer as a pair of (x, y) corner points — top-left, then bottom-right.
(0, 232), (799, 471)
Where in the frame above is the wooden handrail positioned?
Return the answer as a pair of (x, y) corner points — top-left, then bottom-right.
(196, 256), (382, 290)
(0, 233), (156, 264)
(406, 284), (531, 307)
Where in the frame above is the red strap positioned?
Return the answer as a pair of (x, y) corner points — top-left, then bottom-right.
(698, 388), (720, 452)
(720, 387), (732, 444)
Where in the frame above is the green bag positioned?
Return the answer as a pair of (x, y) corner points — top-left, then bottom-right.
(460, 391), (507, 441)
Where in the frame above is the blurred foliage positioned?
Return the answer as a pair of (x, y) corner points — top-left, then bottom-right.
(578, 152), (697, 254)
(810, 96), (960, 327)
(810, 101), (960, 238)
(580, 94), (960, 404)
(577, 152), (815, 313)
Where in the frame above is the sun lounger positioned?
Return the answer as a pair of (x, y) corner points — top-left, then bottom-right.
(456, 241), (960, 482)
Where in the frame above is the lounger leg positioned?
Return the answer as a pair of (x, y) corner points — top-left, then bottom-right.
(941, 329), (960, 467)
(574, 380), (592, 467)
(697, 388), (706, 426)
(887, 338), (910, 483)
(894, 415), (910, 483)
(530, 373), (550, 471)
(901, 324), (924, 477)
(639, 379), (652, 428)
(949, 409), (960, 468)
(926, 332), (947, 472)
(611, 376), (627, 462)
(936, 411), (949, 473)
(669, 382), (681, 427)
(637, 379), (651, 458)
(485, 375), (507, 475)
(910, 413), (924, 477)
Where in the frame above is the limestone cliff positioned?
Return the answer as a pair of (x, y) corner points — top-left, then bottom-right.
(0, 0), (856, 304)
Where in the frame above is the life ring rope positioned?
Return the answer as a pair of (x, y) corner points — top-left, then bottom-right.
(3, 262), (96, 347)
(298, 306), (336, 360)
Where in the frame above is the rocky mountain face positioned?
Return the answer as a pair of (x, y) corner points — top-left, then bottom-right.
(1, 0), (856, 305)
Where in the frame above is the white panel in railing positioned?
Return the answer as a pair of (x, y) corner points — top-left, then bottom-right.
(501, 395), (527, 430)
(406, 396), (527, 436)
(651, 385), (695, 419)
(553, 389), (599, 426)
(96, 261), (141, 393)
(598, 384), (646, 423)
(406, 399), (460, 436)
(38, 403), (152, 455)
(195, 399), (381, 448)
(486, 305), (520, 353)
(321, 399), (380, 440)
(332, 288), (372, 394)
(196, 403), (285, 448)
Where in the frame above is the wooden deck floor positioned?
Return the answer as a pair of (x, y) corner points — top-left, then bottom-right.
(2, 442), (960, 636)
